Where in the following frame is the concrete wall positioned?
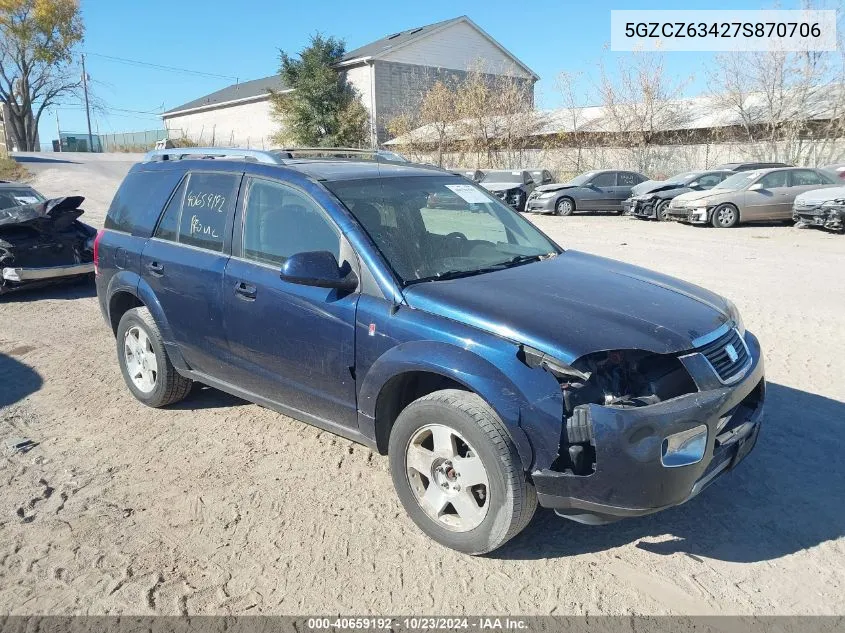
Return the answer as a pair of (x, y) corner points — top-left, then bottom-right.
(404, 138), (845, 181)
(381, 21), (533, 79)
(372, 60), (535, 142)
(163, 98), (279, 148)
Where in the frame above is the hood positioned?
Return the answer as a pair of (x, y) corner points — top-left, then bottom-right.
(0, 196), (86, 229)
(534, 183), (577, 193)
(636, 181), (687, 197)
(795, 186), (845, 206)
(403, 251), (730, 363)
(480, 182), (521, 192)
(631, 180), (662, 196)
(672, 189), (726, 204)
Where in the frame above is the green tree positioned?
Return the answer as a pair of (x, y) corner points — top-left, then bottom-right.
(0, 0), (84, 151)
(270, 34), (369, 148)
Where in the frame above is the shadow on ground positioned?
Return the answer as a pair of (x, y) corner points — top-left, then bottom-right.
(494, 382), (845, 563)
(0, 278), (96, 303)
(0, 352), (43, 407)
(12, 155), (79, 165)
(170, 384), (249, 410)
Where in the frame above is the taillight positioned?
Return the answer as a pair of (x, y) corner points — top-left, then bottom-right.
(93, 229), (103, 276)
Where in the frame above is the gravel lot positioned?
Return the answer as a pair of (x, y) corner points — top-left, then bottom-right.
(1, 154), (843, 615)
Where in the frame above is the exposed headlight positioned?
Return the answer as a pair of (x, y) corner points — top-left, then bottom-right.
(725, 299), (746, 336)
(821, 199), (845, 207)
(637, 194), (655, 201)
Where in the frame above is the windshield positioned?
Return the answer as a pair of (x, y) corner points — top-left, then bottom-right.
(714, 171), (761, 190)
(481, 170), (524, 184)
(566, 171), (598, 186)
(0, 187), (45, 209)
(325, 175), (560, 285)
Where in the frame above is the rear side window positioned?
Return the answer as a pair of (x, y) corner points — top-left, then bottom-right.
(105, 169), (185, 236)
(789, 169), (831, 186)
(618, 172), (640, 186)
(153, 172), (240, 252)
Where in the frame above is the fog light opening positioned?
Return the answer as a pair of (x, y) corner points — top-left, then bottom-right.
(661, 425), (708, 468)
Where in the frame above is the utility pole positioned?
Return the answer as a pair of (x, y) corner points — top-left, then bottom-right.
(81, 54), (94, 152)
(55, 110), (62, 152)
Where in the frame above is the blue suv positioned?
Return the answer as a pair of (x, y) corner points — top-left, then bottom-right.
(95, 148), (765, 554)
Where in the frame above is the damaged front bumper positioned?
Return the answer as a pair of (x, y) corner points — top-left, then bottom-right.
(665, 207), (711, 224)
(2, 262), (94, 282)
(532, 331), (765, 524)
(793, 204), (845, 232)
(627, 200), (658, 219)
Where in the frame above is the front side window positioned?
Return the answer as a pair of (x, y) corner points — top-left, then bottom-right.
(590, 172), (616, 187)
(242, 178), (340, 266)
(696, 173), (724, 188)
(153, 172), (240, 252)
(757, 171), (788, 189)
(325, 176), (559, 284)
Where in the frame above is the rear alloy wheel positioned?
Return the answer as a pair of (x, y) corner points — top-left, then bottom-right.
(555, 197), (574, 216)
(712, 203), (739, 228)
(116, 307), (192, 407)
(389, 389), (536, 555)
(655, 199), (671, 221)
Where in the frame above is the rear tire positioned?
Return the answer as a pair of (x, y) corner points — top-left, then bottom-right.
(711, 203), (739, 228)
(388, 389), (536, 555)
(555, 197), (574, 216)
(116, 307), (192, 408)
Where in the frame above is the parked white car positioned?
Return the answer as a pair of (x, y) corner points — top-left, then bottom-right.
(793, 186), (845, 233)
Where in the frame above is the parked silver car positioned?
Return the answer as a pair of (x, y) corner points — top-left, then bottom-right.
(666, 167), (838, 228)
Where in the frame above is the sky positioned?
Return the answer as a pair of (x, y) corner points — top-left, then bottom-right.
(42, 0), (815, 147)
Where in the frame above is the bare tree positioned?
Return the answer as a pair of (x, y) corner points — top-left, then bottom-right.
(419, 79), (458, 167)
(0, 0), (84, 151)
(598, 52), (691, 173)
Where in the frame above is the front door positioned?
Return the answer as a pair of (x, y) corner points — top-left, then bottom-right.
(141, 170), (241, 378)
(223, 176), (360, 428)
(744, 170), (790, 221)
(582, 171), (618, 210)
(786, 169), (836, 220)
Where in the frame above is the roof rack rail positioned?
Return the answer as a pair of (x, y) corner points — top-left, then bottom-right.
(143, 147), (285, 165)
(275, 147), (408, 162)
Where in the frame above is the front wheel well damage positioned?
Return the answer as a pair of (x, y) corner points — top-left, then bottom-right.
(108, 291), (143, 334)
(373, 371), (466, 455)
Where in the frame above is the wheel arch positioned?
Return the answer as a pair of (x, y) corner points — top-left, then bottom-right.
(358, 341), (534, 468)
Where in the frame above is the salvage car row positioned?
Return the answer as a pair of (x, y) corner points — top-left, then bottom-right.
(456, 163), (845, 233)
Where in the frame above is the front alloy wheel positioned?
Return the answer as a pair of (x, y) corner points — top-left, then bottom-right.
(388, 389), (537, 554)
(712, 204), (739, 228)
(405, 424), (490, 532)
(555, 197), (574, 216)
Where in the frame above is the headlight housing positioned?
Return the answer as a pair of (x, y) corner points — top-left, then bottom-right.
(725, 299), (746, 336)
(538, 191), (557, 199)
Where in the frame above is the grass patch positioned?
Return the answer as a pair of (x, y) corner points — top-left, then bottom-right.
(0, 157), (31, 182)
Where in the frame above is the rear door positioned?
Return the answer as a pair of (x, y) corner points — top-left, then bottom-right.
(141, 170), (242, 378)
(615, 172), (643, 208)
(743, 170), (790, 221)
(222, 176), (360, 428)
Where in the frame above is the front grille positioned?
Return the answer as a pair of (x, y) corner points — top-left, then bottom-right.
(696, 327), (750, 382)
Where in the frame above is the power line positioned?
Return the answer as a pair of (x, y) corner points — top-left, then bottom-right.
(84, 51), (239, 82)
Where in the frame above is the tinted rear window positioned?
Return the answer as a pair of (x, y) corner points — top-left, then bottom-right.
(104, 168), (185, 236)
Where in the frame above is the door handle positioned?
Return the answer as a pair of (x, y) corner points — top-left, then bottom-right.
(146, 261), (164, 276)
(234, 281), (257, 300)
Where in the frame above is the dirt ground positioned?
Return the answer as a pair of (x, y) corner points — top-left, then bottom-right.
(1, 154), (843, 615)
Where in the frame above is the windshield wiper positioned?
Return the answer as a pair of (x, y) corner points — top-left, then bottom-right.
(406, 253), (557, 285)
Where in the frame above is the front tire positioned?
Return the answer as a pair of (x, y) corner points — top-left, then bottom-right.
(116, 307), (192, 408)
(555, 197), (574, 216)
(711, 203), (739, 228)
(388, 389), (536, 555)
(655, 199), (670, 221)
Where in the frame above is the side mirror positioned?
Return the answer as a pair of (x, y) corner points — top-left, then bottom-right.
(688, 181), (700, 189)
(748, 183), (764, 191)
(280, 250), (358, 291)
(525, 178), (535, 186)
